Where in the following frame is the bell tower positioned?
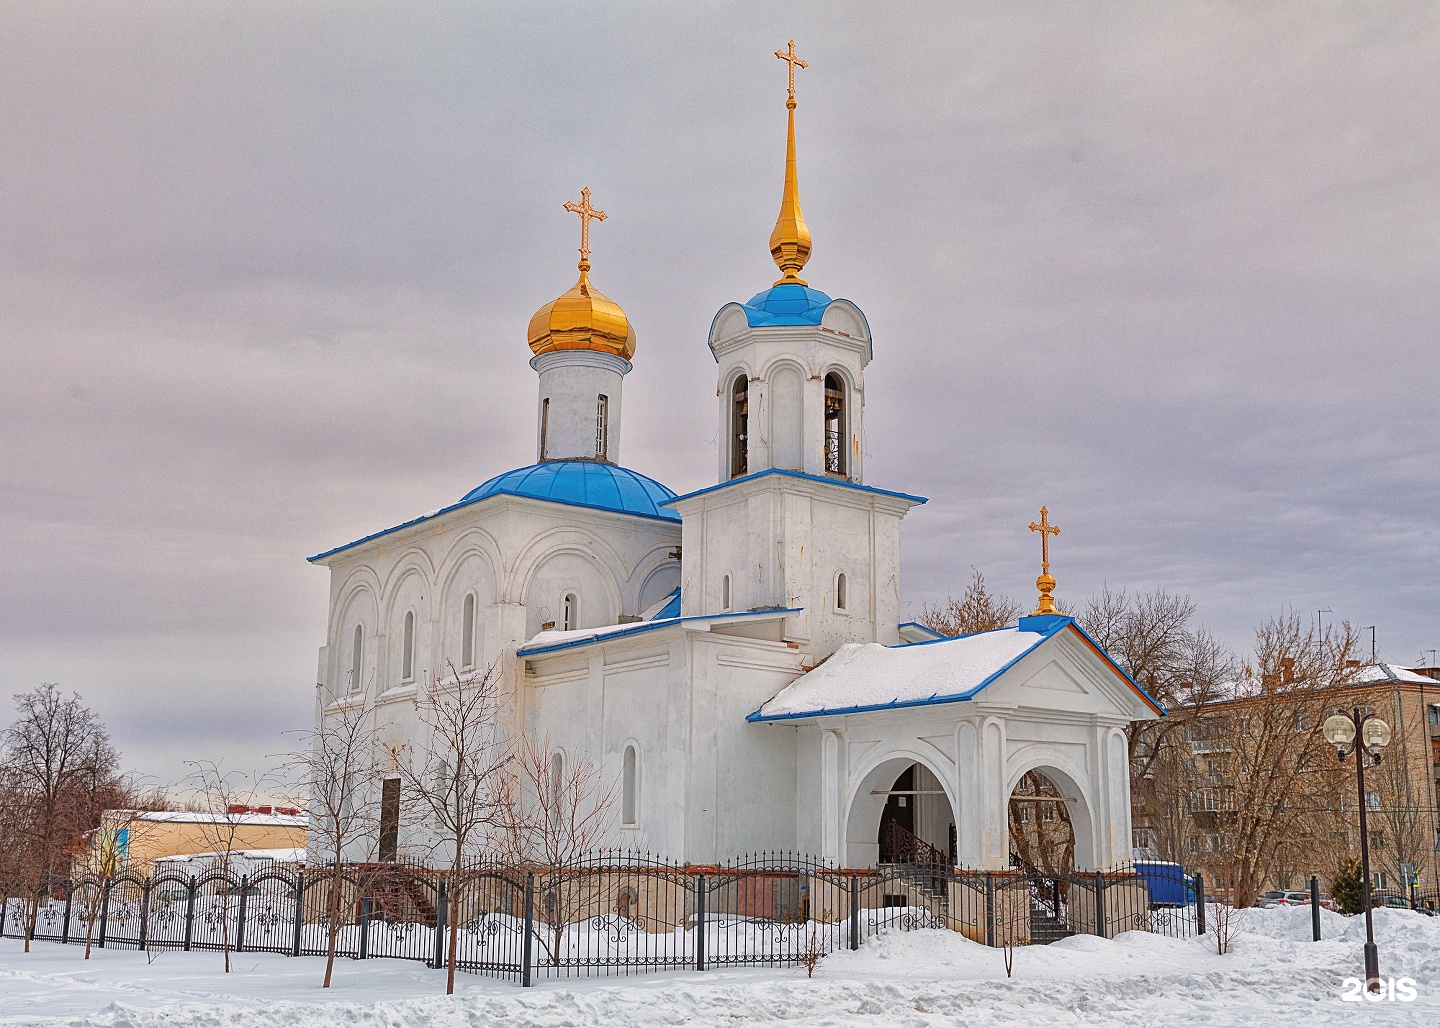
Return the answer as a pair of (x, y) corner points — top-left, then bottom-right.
(676, 41), (921, 658)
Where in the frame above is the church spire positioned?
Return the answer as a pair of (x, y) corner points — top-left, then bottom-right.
(1028, 506), (1063, 616)
(769, 40), (812, 286)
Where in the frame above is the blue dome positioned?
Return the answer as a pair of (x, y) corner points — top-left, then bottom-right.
(741, 283), (833, 326)
(460, 461), (680, 522)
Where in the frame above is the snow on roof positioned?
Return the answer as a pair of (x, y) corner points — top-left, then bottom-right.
(123, 810), (308, 828)
(1355, 663), (1437, 686)
(518, 608), (802, 657)
(752, 624), (1055, 721)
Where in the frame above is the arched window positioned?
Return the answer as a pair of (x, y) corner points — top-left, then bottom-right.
(540, 397), (550, 460)
(350, 625), (363, 693)
(835, 572), (848, 612)
(622, 744), (639, 826)
(824, 372), (846, 476)
(461, 593), (476, 669)
(730, 376), (748, 479)
(562, 592), (578, 633)
(550, 752), (564, 805)
(721, 574), (731, 612)
(402, 611), (415, 682)
(596, 394), (610, 459)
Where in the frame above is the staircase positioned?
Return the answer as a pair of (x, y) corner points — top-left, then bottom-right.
(1010, 851), (1073, 945)
(880, 822), (952, 913)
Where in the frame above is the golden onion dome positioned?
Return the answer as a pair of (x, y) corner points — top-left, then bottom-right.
(526, 260), (636, 361)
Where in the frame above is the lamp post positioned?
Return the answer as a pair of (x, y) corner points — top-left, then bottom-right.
(1323, 707), (1393, 992)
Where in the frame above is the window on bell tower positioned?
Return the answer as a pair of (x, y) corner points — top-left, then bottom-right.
(730, 376), (748, 479)
(824, 373), (846, 476)
(540, 397), (550, 460)
(562, 592), (578, 632)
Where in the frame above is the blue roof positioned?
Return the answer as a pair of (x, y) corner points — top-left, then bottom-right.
(460, 461), (680, 522)
(740, 284), (833, 326)
(308, 460), (679, 563)
(518, 607), (802, 657)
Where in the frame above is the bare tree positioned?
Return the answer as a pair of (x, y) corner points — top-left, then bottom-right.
(284, 686), (382, 988)
(183, 761), (278, 973)
(491, 733), (619, 968)
(1074, 588), (1233, 858)
(392, 660), (509, 995)
(918, 569), (1024, 637)
(1170, 613), (1358, 907)
(0, 684), (122, 952)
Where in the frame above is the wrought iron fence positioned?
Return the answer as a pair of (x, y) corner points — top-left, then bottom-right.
(0, 855), (1207, 985)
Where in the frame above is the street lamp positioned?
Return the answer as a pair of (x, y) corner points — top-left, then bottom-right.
(1323, 707), (1392, 992)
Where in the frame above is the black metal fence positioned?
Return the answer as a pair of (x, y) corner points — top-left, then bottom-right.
(0, 855), (1205, 985)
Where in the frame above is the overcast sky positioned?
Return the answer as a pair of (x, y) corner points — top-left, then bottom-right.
(2, 3), (1438, 785)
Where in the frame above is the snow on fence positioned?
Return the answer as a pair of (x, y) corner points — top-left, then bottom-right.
(0, 855), (1204, 984)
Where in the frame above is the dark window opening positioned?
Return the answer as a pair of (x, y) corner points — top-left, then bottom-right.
(379, 777), (400, 862)
(730, 376), (748, 479)
(824, 373), (846, 476)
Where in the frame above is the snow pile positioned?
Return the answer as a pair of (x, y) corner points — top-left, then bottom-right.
(3, 909), (1440, 1026)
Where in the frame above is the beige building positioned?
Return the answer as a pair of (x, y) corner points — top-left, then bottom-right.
(82, 807), (308, 878)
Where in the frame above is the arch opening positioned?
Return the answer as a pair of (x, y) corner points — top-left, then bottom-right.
(845, 757), (956, 869)
(1007, 764), (1096, 871)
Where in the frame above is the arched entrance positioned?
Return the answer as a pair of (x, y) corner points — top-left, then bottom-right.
(1007, 764), (1096, 871)
(845, 757), (956, 869)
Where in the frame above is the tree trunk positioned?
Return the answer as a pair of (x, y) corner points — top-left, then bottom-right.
(323, 863), (342, 988)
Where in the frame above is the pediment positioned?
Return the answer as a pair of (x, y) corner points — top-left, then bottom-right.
(983, 631), (1158, 720)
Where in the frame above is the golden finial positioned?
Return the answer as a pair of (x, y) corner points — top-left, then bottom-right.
(769, 40), (812, 286)
(563, 186), (607, 274)
(1028, 506), (1063, 616)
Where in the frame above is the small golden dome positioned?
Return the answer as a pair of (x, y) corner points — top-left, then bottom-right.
(527, 261), (636, 361)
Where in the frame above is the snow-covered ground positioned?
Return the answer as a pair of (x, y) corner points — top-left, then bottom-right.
(1, 906), (1435, 1026)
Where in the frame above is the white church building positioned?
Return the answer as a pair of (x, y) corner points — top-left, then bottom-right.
(306, 56), (1163, 873)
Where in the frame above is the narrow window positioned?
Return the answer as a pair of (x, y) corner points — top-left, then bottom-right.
(721, 574), (731, 612)
(378, 778), (400, 862)
(540, 397), (550, 460)
(461, 593), (476, 669)
(596, 394), (610, 459)
(824, 373), (846, 476)
(562, 593), (578, 633)
(835, 572), (848, 611)
(402, 611), (415, 681)
(730, 376), (748, 479)
(350, 625), (363, 693)
(622, 744), (639, 826)
(550, 752), (564, 805)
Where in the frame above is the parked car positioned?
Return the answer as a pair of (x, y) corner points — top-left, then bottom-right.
(1279, 891), (1310, 906)
(1256, 890), (1288, 908)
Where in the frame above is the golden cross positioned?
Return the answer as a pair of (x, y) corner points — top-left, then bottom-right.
(775, 39), (808, 103)
(563, 186), (607, 264)
(1029, 506), (1061, 576)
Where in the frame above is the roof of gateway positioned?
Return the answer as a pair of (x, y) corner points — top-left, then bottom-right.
(749, 616), (1165, 722)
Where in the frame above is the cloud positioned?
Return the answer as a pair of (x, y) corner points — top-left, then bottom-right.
(1, 3), (1437, 780)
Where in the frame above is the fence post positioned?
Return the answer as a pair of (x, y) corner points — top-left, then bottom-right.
(0, 889), (7, 937)
(695, 874), (707, 972)
(235, 875), (250, 954)
(521, 872), (535, 988)
(357, 897), (370, 960)
(1093, 872), (1106, 938)
(183, 876), (196, 951)
(61, 884), (73, 944)
(1310, 874), (1321, 942)
(849, 875), (860, 951)
(1194, 872), (1205, 936)
(98, 880), (111, 948)
(433, 878), (447, 969)
(139, 879), (152, 951)
(292, 872), (305, 957)
(984, 873), (995, 948)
